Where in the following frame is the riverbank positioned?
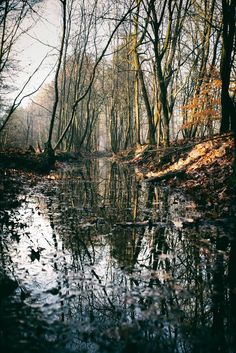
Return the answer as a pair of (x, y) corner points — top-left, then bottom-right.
(115, 133), (236, 220)
(1, 134), (236, 220)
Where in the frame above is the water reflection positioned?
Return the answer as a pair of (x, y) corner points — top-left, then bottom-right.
(0, 158), (236, 353)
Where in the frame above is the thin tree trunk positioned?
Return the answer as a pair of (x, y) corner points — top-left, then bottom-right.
(53, 3), (138, 151)
(46, 0), (67, 153)
(134, 72), (141, 145)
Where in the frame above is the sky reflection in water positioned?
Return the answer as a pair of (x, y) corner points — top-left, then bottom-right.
(1, 159), (236, 353)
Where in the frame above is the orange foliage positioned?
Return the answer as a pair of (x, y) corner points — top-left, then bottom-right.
(181, 68), (221, 131)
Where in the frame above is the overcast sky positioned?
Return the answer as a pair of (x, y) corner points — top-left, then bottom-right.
(12, 0), (61, 105)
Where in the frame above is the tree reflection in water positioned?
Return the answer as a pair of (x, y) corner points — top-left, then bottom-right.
(0, 158), (236, 353)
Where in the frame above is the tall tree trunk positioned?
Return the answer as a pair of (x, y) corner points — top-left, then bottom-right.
(220, 0), (236, 134)
(219, 0), (236, 173)
(156, 59), (170, 147)
(133, 1), (141, 146)
(134, 72), (141, 145)
(45, 0), (67, 163)
(133, 51), (157, 145)
(133, 0), (155, 145)
(150, 0), (170, 146)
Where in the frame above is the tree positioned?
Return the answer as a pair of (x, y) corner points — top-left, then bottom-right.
(108, 37), (136, 152)
(220, 0), (236, 134)
(219, 0), (236, 173)
(132, 1), (156, 145)
(0, 0), (46, 135)
(3, 0), (233, 156)
(0, 53), (52, 134)
(48, 1), (139, 155)
(54, 0), (101, 152)
(183, 0), (219, 138)
(181, 69), (222, 138)
(144, 0), (192, 146)
(44, 0), (66, 162)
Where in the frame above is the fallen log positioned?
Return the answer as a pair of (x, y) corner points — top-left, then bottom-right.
(146, 169), (186, 182)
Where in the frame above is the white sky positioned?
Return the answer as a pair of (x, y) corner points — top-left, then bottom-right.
(7, 0), (124, 108)
(11, 0), (61, 106)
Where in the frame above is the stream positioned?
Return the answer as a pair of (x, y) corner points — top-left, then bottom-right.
(1, 158), (236, 353)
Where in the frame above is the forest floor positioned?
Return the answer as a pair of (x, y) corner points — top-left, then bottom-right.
(115, 133), (236, 221)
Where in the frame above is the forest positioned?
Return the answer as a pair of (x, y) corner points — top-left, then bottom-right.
(0, 1), (236, 353)
(0, 0), (235, 156)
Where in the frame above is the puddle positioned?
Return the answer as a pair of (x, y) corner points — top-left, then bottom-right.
(1, 159), (236, 353)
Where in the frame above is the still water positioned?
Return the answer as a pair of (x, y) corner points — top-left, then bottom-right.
(1, 159), (236, 353)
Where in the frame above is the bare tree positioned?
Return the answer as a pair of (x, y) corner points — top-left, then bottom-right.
(219, 0), (236, 173)
(0, 0), (47, 135)
(44, 0), (67, 161)
(0, 52), (53, 134)
(51, 1), (138, 152)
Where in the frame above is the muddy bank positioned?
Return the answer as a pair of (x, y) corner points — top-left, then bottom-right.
(115, 134), (236, 220)
(0, 148), (112, 174)
(0, 149), (54, 173)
